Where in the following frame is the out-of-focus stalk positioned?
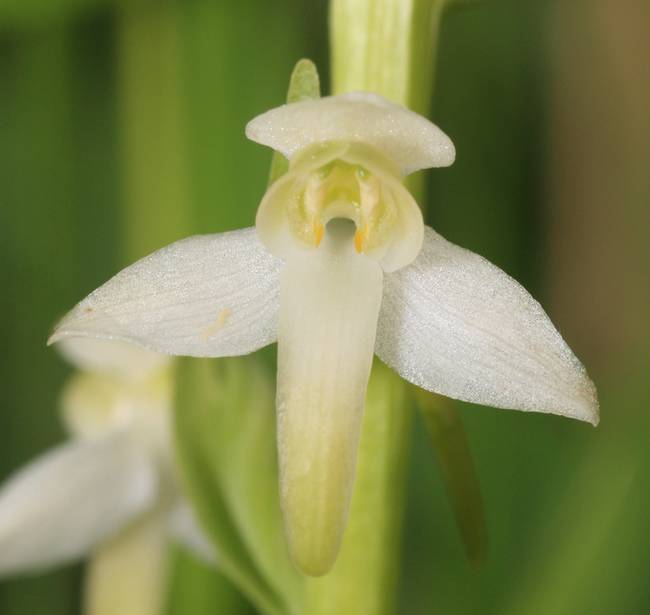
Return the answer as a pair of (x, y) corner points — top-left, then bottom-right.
(0, 24), (79, 615)
(109, 4), (219, 615)
(117, 0), (190, 263)
(304, 1), (447, 611)
(85, 4), (189, 614)
(85, 514), (168, 615)
(415, 390), (486, 567)
(501, 438), (637, 615)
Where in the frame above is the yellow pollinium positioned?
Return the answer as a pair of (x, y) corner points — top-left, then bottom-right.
(354, 224), (368, 253)
(313, 221), (325, 246)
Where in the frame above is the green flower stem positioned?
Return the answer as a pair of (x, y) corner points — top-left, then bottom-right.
(331, 0), (447, 115)
(303, 0), (448, 611)
(332, 0), (448, 202)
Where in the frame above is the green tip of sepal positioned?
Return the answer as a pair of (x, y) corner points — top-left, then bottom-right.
(268, 58), (321, 185)
(285, 58), (321, 104)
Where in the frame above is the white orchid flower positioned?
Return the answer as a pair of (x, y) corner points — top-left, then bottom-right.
(0, 338), (213, 612)
(49, 92), (599, 575)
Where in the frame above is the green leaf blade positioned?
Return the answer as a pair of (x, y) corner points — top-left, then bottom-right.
(174, 357), (296, 615)
(415, 390), (487, 567)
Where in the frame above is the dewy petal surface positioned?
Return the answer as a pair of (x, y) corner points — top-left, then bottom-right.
(376, 227), (599, 425)
(246, 92), (455, 175)
(49, 228), (281, 358)
(276, 222), (383, 576)
(0, 433), (157, 575)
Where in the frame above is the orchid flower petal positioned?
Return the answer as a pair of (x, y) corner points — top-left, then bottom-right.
(246, 92), (455, 175)
(276, 221), (383, 576)
(57, 337), (169, 381)
(60, 366), (172, 456)
(168, 501), (216, 565)
(60, 371), (132, 439)
(376, 226), (599, 425)
(0, 433), (157, 575)
(49, 228), (281, 358)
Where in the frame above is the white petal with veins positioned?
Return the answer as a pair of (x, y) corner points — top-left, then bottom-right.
(276, 221), (383, 575)
(0, 433), (157, 575)
(49, 228), (282, 358)
(246, 92), (455, 175)
(376, 226), (599, 425)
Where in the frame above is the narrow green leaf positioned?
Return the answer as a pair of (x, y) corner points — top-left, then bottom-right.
(174, 357), (293, 615)
(195, 358), (302, 607)
(166, 546), (256, 615)
(268, 58), (321, 185)
(415, 389), (487, 566)
(174, 356), (308, 614)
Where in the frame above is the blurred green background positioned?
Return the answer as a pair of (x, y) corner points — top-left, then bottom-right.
(1, 0), (648, 614)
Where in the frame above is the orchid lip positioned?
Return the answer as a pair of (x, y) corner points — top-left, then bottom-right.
(275, 217), (384, 574)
